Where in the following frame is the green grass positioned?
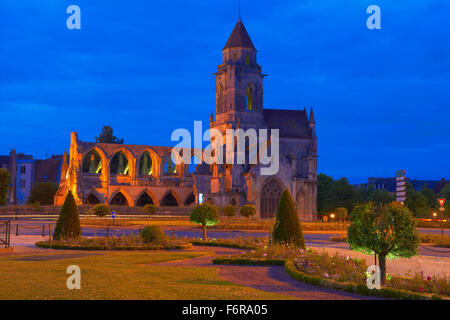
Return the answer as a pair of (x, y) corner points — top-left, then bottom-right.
(0, 250), (294, 300)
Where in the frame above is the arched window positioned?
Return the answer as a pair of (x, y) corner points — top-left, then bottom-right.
(139, 152), (153, 176)
(110, 152), (129, 175)
(260, 179), (284, 219)
(246, 85), (253, 110)
(161, 192), (179, 207)
(85, 193), (101, 205)
(164, 156), (176, 175)
(136, 192), (154, 207)
(82, 150), (102, 174)
(110, 192), (129, 206)
(184, 193), (196, 206)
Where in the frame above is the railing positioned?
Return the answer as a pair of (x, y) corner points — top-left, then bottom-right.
(0, 221), (11, 248)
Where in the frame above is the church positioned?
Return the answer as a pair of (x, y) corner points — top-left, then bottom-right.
(54, 18), (318, 221)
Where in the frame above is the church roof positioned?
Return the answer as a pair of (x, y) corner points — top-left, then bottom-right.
(263, 109), (311, 139)
(223, 18), (256, 51)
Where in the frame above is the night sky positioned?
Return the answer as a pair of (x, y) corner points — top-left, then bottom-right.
(1, 1), (449, 183)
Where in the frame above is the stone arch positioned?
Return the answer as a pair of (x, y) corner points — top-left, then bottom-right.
(260, 177), (285, 219)
(245, 83), (255, 111)
(162, 153), (181, 176)
(135, 189), (157, 207)
(160, 190), (181, 207)
(85, 191), (102, 205)
(82, 149), (104, 174)
(296, 186), (309, 219)
(109, 189), (132, 206)
(184, 192), (196, 206)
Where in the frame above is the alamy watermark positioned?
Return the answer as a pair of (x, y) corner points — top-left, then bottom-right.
(170, 121), (280, 176)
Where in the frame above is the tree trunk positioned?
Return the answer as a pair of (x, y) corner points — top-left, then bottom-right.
(202, 224), (207, 242)
(379, 254), (386, 286)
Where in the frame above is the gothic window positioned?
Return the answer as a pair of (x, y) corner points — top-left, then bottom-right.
(139, 152), (153, 176)
(260, 178), (284, 219)
(85, 193), (101, 205)
(161, 192), (179, 207)
(184, 193), (196, 206)
(217, 83), (224, 113)
(110, 192), (129, 206)
(245, 54), (250, 66)
(164, 156), (176, 175)
(83, 150), (102, 174)
(136, 192), (154, 207)
(110, 152), (129, 175)
(246, 85), (253, 111)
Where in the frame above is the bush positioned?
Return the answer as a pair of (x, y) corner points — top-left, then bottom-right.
(239, 204), (256, 220)
(53, 191), (81, 240)
(143, 204), (157, 215)
(90, 204), (110, 217)
(140, 225), (165, 244)
(272, 190), (305, 248)
(27, 182), (57, 205)
(0, 168), (10, 205)
(334, 207), (348, 221)
(222, 205), (236, 218)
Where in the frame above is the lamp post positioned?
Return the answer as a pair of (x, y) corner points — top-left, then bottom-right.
(437, 198), (446, 236)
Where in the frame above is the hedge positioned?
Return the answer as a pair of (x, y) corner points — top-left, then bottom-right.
(35, 241), (191, 251)
(190, 240), (257, 250)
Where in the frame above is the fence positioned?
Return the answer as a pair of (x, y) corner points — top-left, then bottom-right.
(0, 221), (11, 248)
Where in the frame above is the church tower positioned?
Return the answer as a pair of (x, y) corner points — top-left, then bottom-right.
(212, 17), (265, 132)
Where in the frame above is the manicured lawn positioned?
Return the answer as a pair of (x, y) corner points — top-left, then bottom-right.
(0, 250), (293, 300)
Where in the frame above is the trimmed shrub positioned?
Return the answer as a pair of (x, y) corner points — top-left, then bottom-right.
(53, 191), (81, 240)
(239, 204), (256, 220)
(222, 205), (236, 218)
(143, 204), (157, 215)
(140, 225), (165, 244)
(90, 204), (110, 217)
(272, 189), (305, 248)
(190, 203), (220, 241)
(334, 207), (348, 221)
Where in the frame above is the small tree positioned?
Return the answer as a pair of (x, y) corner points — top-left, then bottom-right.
(239, 204), (256, 220)
(90, 204), (110, 218)
(347, 202), (419, 285)
(272, 190), (305, 248)
(53, 191), (81, 240)
(96, 125), (124, 144)
(0, 169), (11, 205)
(334, 207), (348, 222)
(190, 203), (219, 241)
(222, 205), (236, 218)
(143, 204), (157, 215)
(140, 225), (165, 244)
(27, 182), (57, 205)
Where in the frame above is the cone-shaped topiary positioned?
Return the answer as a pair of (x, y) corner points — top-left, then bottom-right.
(53, 191), (81, 240)
(272, 189), (305, 248)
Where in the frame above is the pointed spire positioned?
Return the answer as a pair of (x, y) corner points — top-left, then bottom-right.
(223, 19), (256, 51)
(309, 107), (315, 126)
(210, 112), (214, 122)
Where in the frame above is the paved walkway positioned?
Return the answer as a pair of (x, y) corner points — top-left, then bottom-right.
(154, 246), (380, 300)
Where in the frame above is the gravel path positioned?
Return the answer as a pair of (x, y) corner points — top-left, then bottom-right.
(154, 246), (381, 300)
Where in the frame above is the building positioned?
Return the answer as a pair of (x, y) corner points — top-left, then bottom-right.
(54, 18), (318, 221)
(0, 149), (63, 205)
(357, 177), (450, 195)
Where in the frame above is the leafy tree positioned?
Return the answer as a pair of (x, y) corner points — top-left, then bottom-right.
(272, 190), (305, 248)
(405, 182), (427, 217)
(90, 204), (110, 217)
(0, 169), (10, 205)
(334, 207), (348, 222)
(222, 205), (236, 218)
(239, 204), (256, 220)
(420, 184), (436, 208)
(190, 203), (219, 241)
(140, 225), (165, 243)
(347, 202), (419, 285)
(317, 174), (360, 214)
(95, 125), (124, 144)
(53, 191), (81, 240)
(317, 173), (335, 213)
(27, 182), (57, 205)
(371, 189), (395, 205)
(333, 178), (360, 213)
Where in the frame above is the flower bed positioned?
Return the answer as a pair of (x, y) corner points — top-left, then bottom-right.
(190, 236), (266, 250)
(212, 243), (449, 299)
(331, 233), (450, 248)
(35, 234), (191, 251)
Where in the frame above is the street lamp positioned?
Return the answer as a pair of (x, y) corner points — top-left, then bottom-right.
(432, 212), (438, 218)
(330, 213), (335, 220)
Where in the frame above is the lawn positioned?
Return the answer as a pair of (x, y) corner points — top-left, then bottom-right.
(0, 250), (293, 300)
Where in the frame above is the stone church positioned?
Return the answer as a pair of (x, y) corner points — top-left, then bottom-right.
(54, 18), (317, 221)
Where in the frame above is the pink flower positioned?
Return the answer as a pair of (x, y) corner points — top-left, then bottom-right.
(427, 275), (432, 281)
(323, 273), (329, 278)
(419, 288), (423, 292)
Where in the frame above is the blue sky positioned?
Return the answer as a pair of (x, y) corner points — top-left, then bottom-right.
(1, 0), (449, 183)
